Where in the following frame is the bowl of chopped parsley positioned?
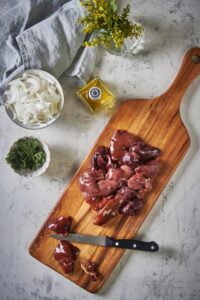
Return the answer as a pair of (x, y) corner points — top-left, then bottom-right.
(6, 137), (50, 177)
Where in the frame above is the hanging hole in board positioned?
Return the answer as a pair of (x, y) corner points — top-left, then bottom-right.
(192, 55), (200, 64)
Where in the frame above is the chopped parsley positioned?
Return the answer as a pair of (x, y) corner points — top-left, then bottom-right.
(6, 137), (46, 171)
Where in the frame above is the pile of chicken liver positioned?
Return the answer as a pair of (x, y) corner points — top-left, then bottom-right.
(79, 130), (161, 226)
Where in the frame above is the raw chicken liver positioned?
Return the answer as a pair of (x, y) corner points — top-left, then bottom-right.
(79, 130), (161, 225)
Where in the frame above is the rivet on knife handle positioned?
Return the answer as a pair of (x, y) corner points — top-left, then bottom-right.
(105, 237), (159, 252)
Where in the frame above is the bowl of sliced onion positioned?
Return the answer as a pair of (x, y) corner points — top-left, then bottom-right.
(4, 69), (64, 129)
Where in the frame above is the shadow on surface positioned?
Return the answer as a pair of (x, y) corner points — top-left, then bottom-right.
(44, 144), (80, 180)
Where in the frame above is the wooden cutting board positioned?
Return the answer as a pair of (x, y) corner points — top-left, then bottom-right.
(29, 48), (200, 293)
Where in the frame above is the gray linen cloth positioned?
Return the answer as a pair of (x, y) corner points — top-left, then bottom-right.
(0, 0), (97, 104)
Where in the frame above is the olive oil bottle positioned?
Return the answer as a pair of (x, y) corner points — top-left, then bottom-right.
(76, 77), (115, 113)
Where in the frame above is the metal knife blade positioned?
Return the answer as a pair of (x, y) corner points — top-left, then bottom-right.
(50, 233), (106, 246)
(49, 233), (159, 252)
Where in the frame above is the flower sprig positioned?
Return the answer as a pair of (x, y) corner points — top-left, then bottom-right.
(79, 0), (144, 49)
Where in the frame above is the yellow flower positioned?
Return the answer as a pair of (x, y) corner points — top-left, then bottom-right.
(79, 0), (144, 48)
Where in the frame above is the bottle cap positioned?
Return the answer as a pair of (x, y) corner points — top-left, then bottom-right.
(88, 87), (102, 100)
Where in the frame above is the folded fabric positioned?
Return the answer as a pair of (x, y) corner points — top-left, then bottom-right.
(0, 0), (97, 104)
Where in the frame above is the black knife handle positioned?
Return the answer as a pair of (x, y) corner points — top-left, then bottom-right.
(105, 237), (159, 252)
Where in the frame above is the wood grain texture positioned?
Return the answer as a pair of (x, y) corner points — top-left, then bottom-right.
(29, 48), (200, 293)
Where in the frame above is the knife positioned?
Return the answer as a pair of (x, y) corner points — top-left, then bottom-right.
(49, 233), (159, 252)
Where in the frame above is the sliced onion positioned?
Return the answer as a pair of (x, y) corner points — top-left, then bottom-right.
(25, 77), (41, 94)
(5, 71), (62, 126)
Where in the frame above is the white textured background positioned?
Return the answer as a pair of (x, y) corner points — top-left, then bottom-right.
(0, 0), (200, 299)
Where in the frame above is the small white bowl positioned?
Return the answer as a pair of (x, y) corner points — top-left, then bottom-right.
(4, 69), (64, 130)
(8, 137), (50, 177)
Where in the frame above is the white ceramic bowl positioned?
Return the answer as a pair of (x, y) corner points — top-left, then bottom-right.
(4, 69), (64, 130)
(8, 137), (50, 177)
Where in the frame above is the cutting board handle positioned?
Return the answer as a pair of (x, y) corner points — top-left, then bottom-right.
(162, 47), (200, 108)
